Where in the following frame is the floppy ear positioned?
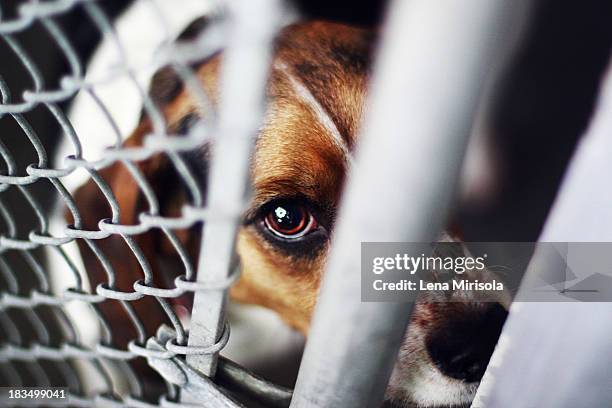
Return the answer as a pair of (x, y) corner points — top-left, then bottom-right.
(67, 123), (203, 403)
(68, 16), (216, 350)
(141, 15), (215, 121)
(448, 219), (464, 241)
(68, 121), (199, 349)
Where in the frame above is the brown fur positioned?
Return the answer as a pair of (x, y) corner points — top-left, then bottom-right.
(228, 23), (375, 332)
(70, 21), (375, 338)
(70, 20), (505, 407)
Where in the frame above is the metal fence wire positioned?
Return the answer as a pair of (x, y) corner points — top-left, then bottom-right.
(0, 0), (290, 406)
(0, 0), (611, 407)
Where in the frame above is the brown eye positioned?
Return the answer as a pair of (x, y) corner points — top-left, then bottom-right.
(263, 201), (317, 239)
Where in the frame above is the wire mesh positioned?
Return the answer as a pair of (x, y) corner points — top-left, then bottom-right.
(0, 0), (286, 406)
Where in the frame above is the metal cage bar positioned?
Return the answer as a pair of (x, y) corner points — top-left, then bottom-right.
(1, 0), (610, 407)
(290, 0), (515, 407)
(472, 58), (612, 408)
(185, 0), (285, 379)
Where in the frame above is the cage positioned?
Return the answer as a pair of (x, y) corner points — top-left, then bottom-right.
(0, 0), (611, 407)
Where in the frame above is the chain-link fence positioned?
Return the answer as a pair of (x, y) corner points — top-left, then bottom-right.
(0, 0), (291, 406)
(0, 0), (611, 407)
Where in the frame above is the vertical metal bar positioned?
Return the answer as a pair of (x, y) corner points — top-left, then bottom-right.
(185, 0), (284, 380)
(290, 1), (513, 407)
(472, 59), (612, 408)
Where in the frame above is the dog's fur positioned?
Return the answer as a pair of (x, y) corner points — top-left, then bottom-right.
(70, 21), (507, 407)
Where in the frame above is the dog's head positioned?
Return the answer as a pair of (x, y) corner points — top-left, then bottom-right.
(70, 21), (506, 407)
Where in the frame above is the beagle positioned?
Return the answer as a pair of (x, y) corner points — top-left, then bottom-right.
(70, 20), (507, 407)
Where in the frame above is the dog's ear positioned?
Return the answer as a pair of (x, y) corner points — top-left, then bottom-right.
(68, 16), (216, 349)
(67, 120), (201, 349)
(142, 15), (215, 120)
(448, 219), (464, 240)
(66, 121), (205, 400)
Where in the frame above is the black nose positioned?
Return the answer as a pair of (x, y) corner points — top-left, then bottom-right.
(424, 303), (507, 382)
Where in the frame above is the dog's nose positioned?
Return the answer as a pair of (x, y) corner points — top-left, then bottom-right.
(424, 303), (507, 382)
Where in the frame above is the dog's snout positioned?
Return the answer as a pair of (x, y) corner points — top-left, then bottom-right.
(424, 303), (507, 382)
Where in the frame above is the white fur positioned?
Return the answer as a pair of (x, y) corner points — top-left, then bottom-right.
(274, 60), (353, 165)
(390, 360), (478, 407)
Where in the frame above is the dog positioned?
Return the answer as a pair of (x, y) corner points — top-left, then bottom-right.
(69, 20), (508, 407)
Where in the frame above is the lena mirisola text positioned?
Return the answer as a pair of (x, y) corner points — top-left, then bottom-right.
(372, 279), (505, 292)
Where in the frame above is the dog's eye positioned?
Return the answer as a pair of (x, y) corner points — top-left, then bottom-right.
(250, 198), (329, 255)
(263, 200), (317, 239)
